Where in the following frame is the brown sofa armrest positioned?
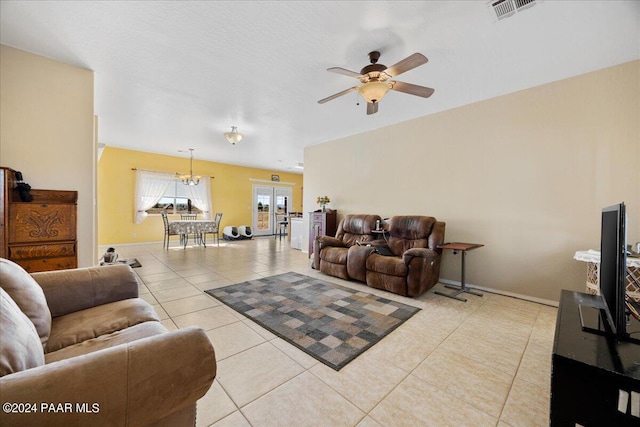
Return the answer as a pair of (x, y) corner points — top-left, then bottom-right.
(404, 248), (441, 297)
(347, 245), (376, 282)
(0, 327), (216, 427)
(317, 235), (346, 248)
(31, 264), (140, 318)
(402, 248), (438, 266)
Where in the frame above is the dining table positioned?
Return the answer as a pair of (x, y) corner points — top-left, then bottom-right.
(168, 219), (219, 248)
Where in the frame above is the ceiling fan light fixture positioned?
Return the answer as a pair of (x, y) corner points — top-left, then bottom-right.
(358, 81), (391, 104)
(224, 126), (244, 145)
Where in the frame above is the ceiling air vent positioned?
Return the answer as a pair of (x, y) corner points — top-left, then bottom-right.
(487, 0), (539, 21)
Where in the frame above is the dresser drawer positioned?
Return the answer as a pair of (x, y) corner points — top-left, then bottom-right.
(9, 243), (76, 260)
(15, 256), (77, 273)
(9, 204), (76, 243)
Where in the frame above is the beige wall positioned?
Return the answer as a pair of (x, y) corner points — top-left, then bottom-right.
(304, 60), (639, 303)
(0, 45), (96, 267)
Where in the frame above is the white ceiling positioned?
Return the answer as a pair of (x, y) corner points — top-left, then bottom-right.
(1, 1), (638, 173)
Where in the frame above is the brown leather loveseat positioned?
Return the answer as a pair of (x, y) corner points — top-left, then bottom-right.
(0, 258), (216, 427)
(314, 214), (382, 282)
(366, 216), (446, 297)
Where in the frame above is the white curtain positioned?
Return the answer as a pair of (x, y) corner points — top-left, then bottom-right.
(184, 176), (213, 220)
(134, 170), (174, 224)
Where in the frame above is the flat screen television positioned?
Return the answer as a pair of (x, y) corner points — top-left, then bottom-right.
(599, 202), (627, 339)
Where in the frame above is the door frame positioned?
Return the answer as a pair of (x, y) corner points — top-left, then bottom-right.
(252, 185), (292, 237)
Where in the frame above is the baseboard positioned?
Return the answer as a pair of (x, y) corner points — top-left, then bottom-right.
(97, 242), (558, 307)
(438, 278), (559, 307)
(99, 241), (165, 248)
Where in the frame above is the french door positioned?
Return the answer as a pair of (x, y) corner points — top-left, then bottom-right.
(252, 185), (292, 236)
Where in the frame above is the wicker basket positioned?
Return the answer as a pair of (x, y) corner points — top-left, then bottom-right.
(574, 250), (640, 303)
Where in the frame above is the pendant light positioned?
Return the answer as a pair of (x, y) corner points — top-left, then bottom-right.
(180, 148), (200, 186)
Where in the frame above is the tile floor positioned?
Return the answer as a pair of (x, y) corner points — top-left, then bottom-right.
(108, 237), (557, 427)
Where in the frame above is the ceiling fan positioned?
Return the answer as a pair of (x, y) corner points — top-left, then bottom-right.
(318, 51), (434, 115)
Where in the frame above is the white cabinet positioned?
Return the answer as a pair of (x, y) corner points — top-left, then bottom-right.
(290, 218), (303, 250)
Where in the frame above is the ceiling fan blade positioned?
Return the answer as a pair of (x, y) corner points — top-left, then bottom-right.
(327, 67), (363, 78)
(317, 87), (358, 104)
(366, 102), (378, 115)
(383, 53), (428, 78)
(390, 81), (435, 98)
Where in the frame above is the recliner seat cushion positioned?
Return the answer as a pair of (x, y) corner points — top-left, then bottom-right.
(47, 298), (160, 353)
(45, 321), (168, 364)
(319, 247), (350, 280)
(0, 258), (52, 348)
(320, 247), (348, 265)
(366, 253), (408, 276)
(0, 289), (45, 376)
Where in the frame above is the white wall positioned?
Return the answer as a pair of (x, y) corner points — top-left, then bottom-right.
(303, 60), (639, 302)
(0, 45), (96, 267)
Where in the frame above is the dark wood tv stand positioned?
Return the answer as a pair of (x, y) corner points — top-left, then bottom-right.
(551, 290), (640, 426)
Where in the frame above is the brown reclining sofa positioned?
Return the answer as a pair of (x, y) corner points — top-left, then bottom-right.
(315, 215), (445, 297)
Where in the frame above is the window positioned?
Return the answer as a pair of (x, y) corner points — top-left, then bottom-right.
(146, 180), (203, 215)
(134, 169), (212, 223)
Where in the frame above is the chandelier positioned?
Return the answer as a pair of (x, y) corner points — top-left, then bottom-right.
(224, 126), (244, 145)
(180, 148), (200, 186)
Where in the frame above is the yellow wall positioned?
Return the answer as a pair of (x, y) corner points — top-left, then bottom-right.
(304, 60), (640, 303)
(98, 147), (303, 245)
(0, 45), (96, 266)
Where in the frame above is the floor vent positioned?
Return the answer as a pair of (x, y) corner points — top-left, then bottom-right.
(487, 0), (539, 21)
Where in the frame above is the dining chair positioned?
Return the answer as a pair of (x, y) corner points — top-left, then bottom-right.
(161, 211), (184, 249)
(202, 212), (223, 247)
(180, 213), (200, 245)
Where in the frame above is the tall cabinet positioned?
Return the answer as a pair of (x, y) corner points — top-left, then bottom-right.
(1, 167), (78, 272)
(308, 210), (337, 257)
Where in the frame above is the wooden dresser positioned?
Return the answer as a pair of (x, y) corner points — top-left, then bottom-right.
(1, 167), (78, 272)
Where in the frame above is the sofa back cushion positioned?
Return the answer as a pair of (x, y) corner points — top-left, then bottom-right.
(0, 258), (52, 349)
(0, 288), (45, 376)
(387, 216), (436, 256)
(336, 214), (381, 247)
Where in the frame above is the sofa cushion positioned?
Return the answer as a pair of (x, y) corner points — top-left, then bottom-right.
(338, 215), (380, 247)
(387, 216), (435, 256)
(321, 247), (348, 265)
(45, 321), (168, 364)
(33, 264), (140, 318)
(0, 288), (45, 376)
(47, 298), (160, 353)
(366, 253), (408, 277)
(0, 258), (52, 349)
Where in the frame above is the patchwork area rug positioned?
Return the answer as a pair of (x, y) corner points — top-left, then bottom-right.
(205, 272), (420, 370)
